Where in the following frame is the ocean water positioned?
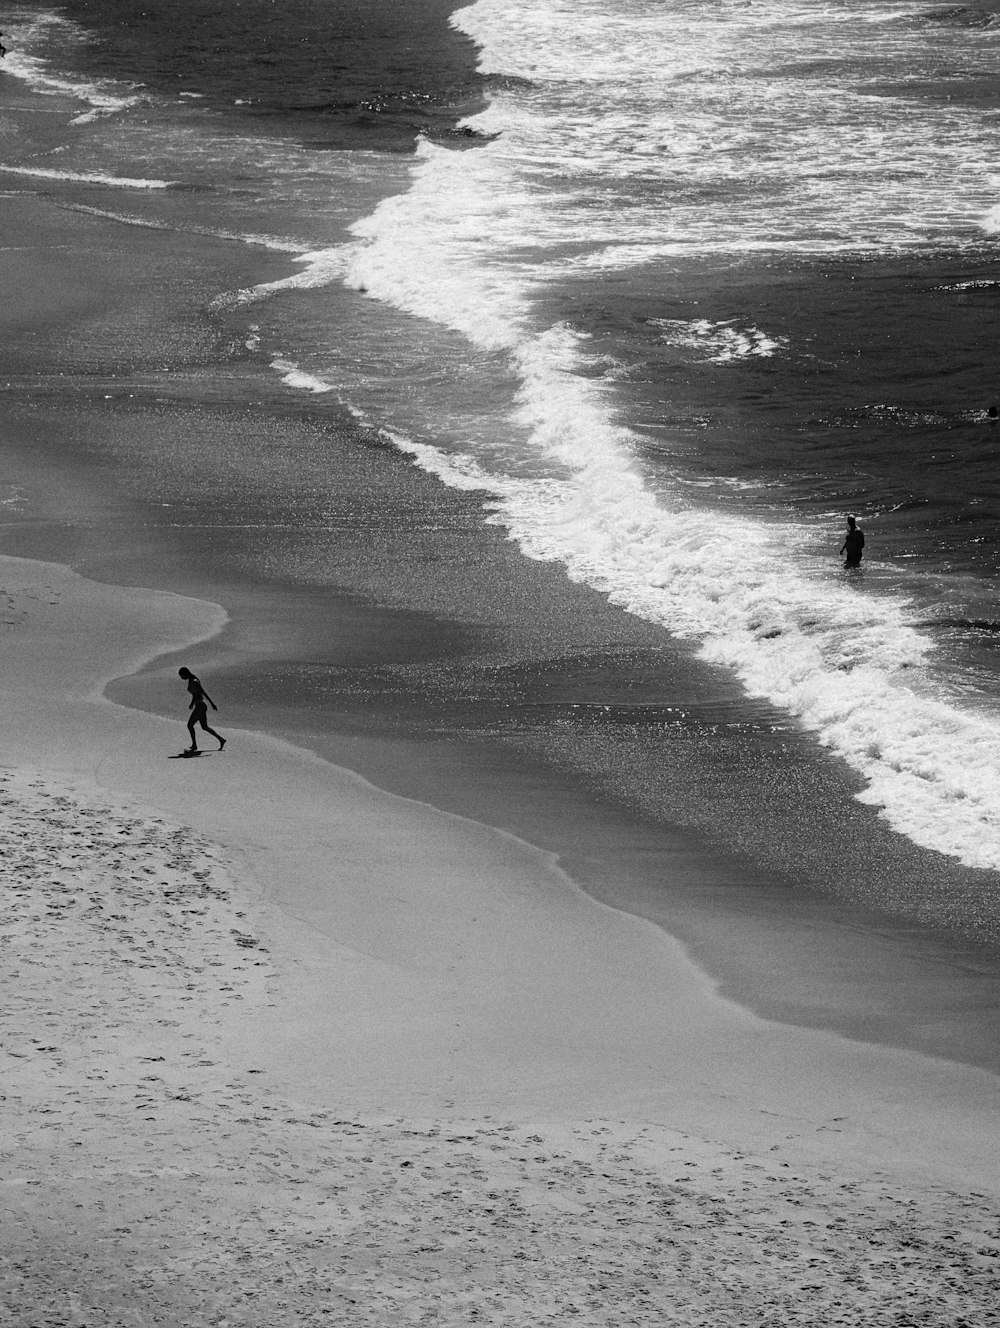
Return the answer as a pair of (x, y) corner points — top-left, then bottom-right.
(4, 0), (1000, 885)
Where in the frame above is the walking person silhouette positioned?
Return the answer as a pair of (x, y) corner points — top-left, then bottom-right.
(178, 667), (226, 754)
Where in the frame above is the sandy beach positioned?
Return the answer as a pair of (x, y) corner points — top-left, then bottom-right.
(2, 17), (1000, 1322)
(2, 555), (999, 1325)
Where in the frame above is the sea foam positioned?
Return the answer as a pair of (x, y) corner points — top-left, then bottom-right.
(270, 358), (334, 395)
(1, 13), (140, 121)
(339, 98), (1000, 870)
(0, 164), (173, 189)
(649, 319), (789, 362)
(216, 248), (353, 310)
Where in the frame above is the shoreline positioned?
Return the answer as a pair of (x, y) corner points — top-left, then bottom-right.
(110, 629), (1000, 1078)
(2, 551), (1000, 1322)
(1, 549), (998, 1168)
(2, 146), (1000, 1076)
(1, 18), (998, 1317)
(2, 53), (1000, 1320)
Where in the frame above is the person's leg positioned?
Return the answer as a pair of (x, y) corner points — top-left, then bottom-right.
(200, 718), (226, 749)
(188, 704), (210, 750)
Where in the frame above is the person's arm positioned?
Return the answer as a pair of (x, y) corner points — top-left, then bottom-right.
(203, 691), (217, 710)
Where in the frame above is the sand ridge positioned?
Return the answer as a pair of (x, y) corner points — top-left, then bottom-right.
(2, 769), (999, 1326)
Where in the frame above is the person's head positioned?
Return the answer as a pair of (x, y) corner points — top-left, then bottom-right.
(847, 515), (856, 529)
(178, 667), (192, 679)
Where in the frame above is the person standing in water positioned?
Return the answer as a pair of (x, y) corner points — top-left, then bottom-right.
(178, 667), (226, 753)
(839, 514), (865, 569)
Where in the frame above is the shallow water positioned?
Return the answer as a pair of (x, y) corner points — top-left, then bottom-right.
(4, 0), (1000, 990)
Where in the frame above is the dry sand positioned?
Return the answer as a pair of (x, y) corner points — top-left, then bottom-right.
(1, 553), (999, 1326)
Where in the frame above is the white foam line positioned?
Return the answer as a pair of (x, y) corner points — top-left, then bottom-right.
(0, 14), (140, 119)
(213, 246), (355, 309)
(0, 165), (173, 189)
(54, 204), (313, 264)
(397, 412), (1000, 871)
(270, 359), (334, 394)
(345, 170), (1000, 870)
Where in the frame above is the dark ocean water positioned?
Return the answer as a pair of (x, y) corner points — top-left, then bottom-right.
(5, 0), (1000, 1013)
(20, 0), (484, 147)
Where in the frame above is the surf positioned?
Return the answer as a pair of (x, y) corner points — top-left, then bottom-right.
(328, 0), (1000, 871)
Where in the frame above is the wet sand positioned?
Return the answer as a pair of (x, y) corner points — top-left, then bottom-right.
(1, 63), (1000, 1325)
(3, 187), (997, 1077)
(11, 354), (1000, 1072)
(2, 554), (1000, 1325)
